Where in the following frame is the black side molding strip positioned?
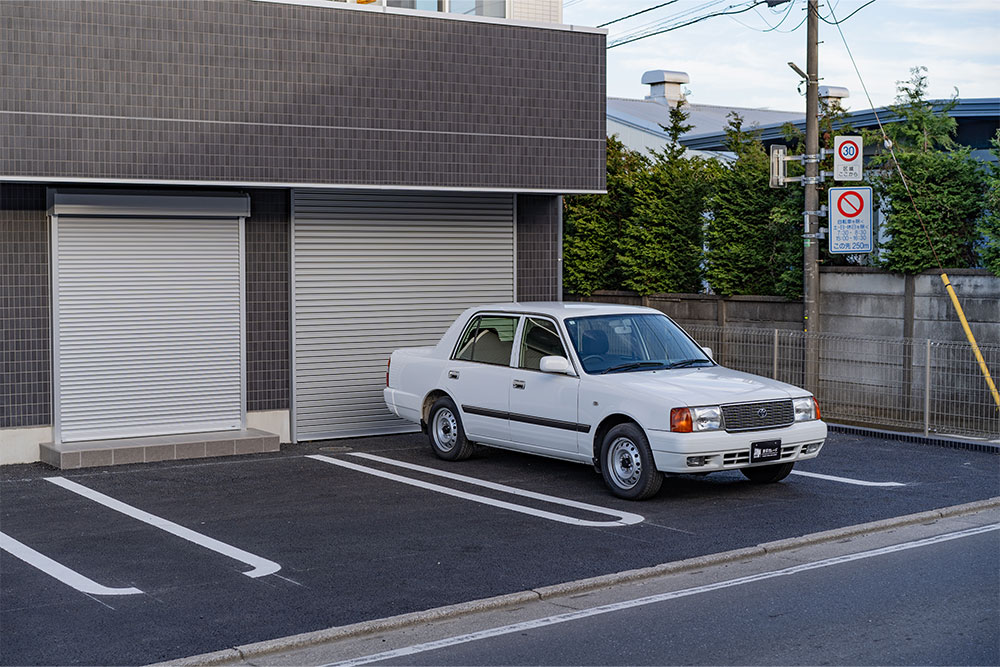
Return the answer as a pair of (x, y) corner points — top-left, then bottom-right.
(462, 405), (591, 434)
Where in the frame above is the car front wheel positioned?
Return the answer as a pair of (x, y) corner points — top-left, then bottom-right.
(600, 423), (663, 500)
(427, 397), (474, 461)
(740, 462), (794, 483)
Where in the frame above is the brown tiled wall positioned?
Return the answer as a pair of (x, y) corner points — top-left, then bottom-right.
(246, 189), (290, 411)
(516, 194), (561, 301)
(0, 0), (606, 191)
(0, 184), (51, 428)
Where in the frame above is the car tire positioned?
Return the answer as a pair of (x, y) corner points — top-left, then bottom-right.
(600, 423), (663, 500)
(740, 462), (794, 484)
(427, 397), (474, 461)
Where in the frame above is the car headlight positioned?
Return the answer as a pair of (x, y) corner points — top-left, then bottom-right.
(793, 396), (820, 421)
(670, 406), (722, 432)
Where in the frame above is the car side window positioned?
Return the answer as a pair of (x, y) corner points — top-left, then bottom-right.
(518, 317), (567, 371)
(453, 315), (519, 366)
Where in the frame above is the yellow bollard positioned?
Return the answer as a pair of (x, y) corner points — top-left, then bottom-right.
(940, 273), (1000, 409)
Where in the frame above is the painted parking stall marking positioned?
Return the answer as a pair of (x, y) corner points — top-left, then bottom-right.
(307, 453), (644, 527)
(0, 531), (143, 596)
(790, 470), (905, 487)
(45, 476), (281, 578)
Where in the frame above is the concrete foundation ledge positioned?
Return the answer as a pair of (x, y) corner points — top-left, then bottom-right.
(38, 428), (280, 470)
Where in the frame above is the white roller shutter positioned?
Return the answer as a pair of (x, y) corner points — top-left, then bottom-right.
(292, 191), (515, 441)
(52, 195), (246, 443)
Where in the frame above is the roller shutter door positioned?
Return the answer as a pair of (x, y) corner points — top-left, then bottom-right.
(52, 193), (246, 443)
(292, 191), (515, 441)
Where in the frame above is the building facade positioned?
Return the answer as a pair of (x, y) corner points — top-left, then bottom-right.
(0, 0), (606, 464)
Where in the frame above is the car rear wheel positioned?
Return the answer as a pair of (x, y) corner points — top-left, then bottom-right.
(427, 397), (474, 461)
(600, 423), (662, 500)
(740, 462), (794, 483)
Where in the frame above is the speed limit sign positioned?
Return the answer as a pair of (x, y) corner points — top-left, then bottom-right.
(834, 135), (863, 181)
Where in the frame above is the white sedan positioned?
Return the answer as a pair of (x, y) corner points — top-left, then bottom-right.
(384, 303), (826, 500)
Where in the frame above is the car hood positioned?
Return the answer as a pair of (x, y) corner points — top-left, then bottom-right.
(605, 365), (805, 406)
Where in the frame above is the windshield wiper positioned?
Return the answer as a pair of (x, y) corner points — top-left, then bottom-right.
(599, 361), (666, 375)
(664, 358), (713, 369)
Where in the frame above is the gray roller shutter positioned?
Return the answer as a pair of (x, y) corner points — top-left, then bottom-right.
(292, 190), (515, 441)
(51, 192), (247, 443)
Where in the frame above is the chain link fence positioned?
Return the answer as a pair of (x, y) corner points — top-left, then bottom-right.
(684, 324), (1000, 440)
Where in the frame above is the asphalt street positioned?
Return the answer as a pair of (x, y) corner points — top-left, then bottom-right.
(267, 510), (999, 667)
(1, 430), (998, 665)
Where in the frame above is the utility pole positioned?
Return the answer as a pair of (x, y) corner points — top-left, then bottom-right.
(803, 0), (820, 393)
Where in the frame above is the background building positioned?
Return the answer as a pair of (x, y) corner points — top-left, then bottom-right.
(0, 0), (606, 465)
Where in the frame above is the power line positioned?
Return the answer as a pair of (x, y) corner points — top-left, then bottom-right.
(819, 0), (876, 25)
(608, 1), (769, 48)
(607, 0), (725, 41)
(762, 0), (798, 31)
(597, 1), (681, 28)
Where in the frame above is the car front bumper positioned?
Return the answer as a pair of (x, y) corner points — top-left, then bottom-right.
(646, 420), (827, 473)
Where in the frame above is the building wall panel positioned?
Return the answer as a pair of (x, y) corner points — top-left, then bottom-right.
(0, 0), (605, 191)
(0, 184), (51, 429)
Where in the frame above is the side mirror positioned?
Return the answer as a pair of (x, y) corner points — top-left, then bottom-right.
(539, 355), (575, 375)
(701, 346), (714, 360)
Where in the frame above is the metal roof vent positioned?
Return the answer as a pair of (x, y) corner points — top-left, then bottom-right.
(642, 70), (690, 108)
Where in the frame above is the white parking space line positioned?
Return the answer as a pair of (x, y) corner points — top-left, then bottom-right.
(791, 470), (906, 487)
(322, 523), (1000, 667)
(45, 477), (281, 578)
(0, 531), (142, 596)
(306, 454), (644, 527)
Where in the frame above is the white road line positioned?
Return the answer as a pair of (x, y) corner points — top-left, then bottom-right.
(323, 523), (1000, 667)
(791, 470), (906, 487)
(0, 531), (142, 596)
(306, 454), (644, 527)
(44, 477), (281, 578)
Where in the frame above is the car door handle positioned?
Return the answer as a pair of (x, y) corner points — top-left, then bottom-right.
(448, 370), (460, 379)
(512, 380), (526, 390)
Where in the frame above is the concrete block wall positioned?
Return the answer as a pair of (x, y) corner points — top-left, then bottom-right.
(571, 268), (1000, 346)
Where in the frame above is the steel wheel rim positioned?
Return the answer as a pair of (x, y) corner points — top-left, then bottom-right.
(433, 408), (458, 451)
(608, 437), (642, 489)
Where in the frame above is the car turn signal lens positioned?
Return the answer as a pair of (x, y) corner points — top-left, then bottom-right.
(670, 407), (693, 433)
(813, 397), (821, 420)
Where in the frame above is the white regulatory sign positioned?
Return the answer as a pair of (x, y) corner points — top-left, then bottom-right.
(828, 186), (873, 254)
(834, 135), (863, 181)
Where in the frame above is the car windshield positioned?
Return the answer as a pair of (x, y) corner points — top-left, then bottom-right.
(564, 313), (713, 375)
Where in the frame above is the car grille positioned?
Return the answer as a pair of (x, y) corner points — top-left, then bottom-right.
(722, 400), (794, 432)
(723, 445), (800, 466)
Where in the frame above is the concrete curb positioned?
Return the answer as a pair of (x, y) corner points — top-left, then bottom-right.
(827, 422), (1000, 454)
(157, 497), (1000, 666)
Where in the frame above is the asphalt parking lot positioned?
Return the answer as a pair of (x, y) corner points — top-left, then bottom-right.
(1, 430), (998, 665)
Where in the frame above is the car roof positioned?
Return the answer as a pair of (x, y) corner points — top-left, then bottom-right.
(467, 302), (663, 319)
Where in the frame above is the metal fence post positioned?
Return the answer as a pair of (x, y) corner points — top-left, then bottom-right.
(924, 338), (931, 436)
(773, 328), (779, 379)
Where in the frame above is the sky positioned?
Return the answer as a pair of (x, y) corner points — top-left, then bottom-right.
(561, 0), (1000, 113)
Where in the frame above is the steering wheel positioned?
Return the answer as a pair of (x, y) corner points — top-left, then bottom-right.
(583, 355), (604, 366)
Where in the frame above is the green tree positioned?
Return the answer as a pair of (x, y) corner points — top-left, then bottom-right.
(563, 136), (647, 295)
(871, 68), (985, 273)
(617, 105), (720, 294)
(978, 131), (1000, 276)
(704, 113), (802, 297)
